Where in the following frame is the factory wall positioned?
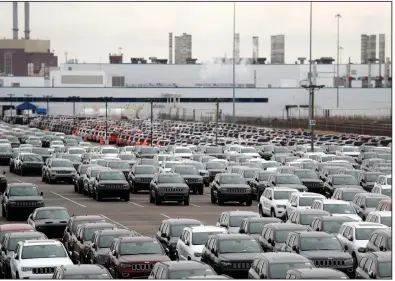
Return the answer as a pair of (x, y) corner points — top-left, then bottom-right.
(0, 87), (390, 117)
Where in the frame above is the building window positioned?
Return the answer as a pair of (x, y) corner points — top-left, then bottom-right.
(4, 52), (12, 75)
(112, 76), (125, 87)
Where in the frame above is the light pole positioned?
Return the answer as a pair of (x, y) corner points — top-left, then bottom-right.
(7, 93), (15, 123)
(215, 99), (220, 146)
(101, 97), (112, 144)
(339, 46), (343, 64)
(43, 95), (52, 115)
(149, 99), (154, 147)
(335, 13), (342, 108)
(232, 1), (236, 124)
(24, 94), (32, 125)
(68, 96), (80, 130)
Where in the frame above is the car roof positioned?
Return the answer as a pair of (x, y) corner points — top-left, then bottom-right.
(289, 268), (348, 278)
(296, 192), (325, 198)
(0, 224), (34, 230)
(359, 193), (390, 198)
(215, 233), (256, 240)
(265, 223), (309, 230)
(118, 236), (156, 243)
(34, 206), (68, 212)
(336, 187), (365, 192)
(320, 216), (355, 222)
(81, 222), (114, 229)
(245, 217), (282, 223)
(188, 226), (227, 233)
(270, 187), (299, 192)
(166, 218), (202, 225)
(96, 229), (131, 236)
(8, 183), (37, 187)
(7, 231), (46, 238)
(223, 211), (259, 217)
(257, 252), (310, 263)
(295, 231), (334, 238)
(61, 264), (108, 275)
(73, 215), (105, 221)
(369, 211), (391, 217)
(298, 209), (330, 215)
(367, 251), (392, 262)
(372, 228), (391, 236)
(161, 260), (210, 270)
(320, 199), (350, 205)
(342, 222), (388, 229)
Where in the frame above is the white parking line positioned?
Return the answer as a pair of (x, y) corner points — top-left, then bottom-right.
(50, 191), (87, 208)
(160, 213), (171, 219)
(129, 202), (144, 208)
(13, 179), (23, 183)
(190, 203), (200, 207)
(100, 214), (142, 236)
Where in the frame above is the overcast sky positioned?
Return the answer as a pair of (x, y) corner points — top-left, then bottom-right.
(0, 1), (391, 64)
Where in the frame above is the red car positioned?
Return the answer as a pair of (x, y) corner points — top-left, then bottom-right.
(376, 199), (392, 211)
(0, 223), (34, 246)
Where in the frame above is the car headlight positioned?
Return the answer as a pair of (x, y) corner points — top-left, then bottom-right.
(358, 247), (367, 253)
(120, 263), (132, 268)
(221, 261), (232, 267)
(37, 200), (44, 205)
(276, 205), (286, 209)
(194, 252), (202, 257)
(345, 259), (354, 265)
(21, 267), (33, 272)
(8, 201), (16, 205)
(98, 184), (105, 187)
(123, 184), (129, 187)
(134, 178), (141, 182)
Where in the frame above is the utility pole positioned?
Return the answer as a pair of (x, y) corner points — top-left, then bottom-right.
(7, 93), (15, 123)
(232, 1), (236, 124)
(101, 97), (112, 144)
(149, 99), (154, 147)
(24, 94), (32, 125)
(68, 96), (80, 130)
(43, 95), (52, 115)
(335, 13), (342, 108)
(215, 99), (219, 146)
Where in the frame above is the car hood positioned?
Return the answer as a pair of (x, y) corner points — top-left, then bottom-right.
(9, 196), (43, 201)
(135, 174), (154, 178)
(219, 252), (261, 261)
(119, 254), (170, 263)
(97, 248), (110, 255)
(180, 175), (202, 179)
(300, 178), (322, 183)
(35, 218), (69, 225)
(354, 240), (369, 248)
(343, 152), (360, 156)
(190, 245), (205, 254)
(228, 227), (240, 234)
(22, 161), (43, 165)
(158, 183), (189, 188)
(334, 185), (361, 189)
(242, 152), (260, 158)
(331, 214), (362, 221)
(102, 153), (118, 158)
(221, 184), (250, 188)
(277, 184), (307, 191)
(301, 250), (351, 259)
(99, 180), (129, 184)
(50, 167), (75, 171)
(18, 257), (73, 267)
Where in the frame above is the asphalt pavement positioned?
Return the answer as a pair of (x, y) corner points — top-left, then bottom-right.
(2, 167), (257, 236)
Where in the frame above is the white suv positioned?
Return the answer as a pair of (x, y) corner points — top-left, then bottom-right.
(365, 211), (392, 227)
(372, 175), (391, 197)
(311, 199), (362, 222)
(259, 187), (298, 218)
(176, 226), (227, 261)
(10, 239), (73, 279)
(285, 192), (325, 218)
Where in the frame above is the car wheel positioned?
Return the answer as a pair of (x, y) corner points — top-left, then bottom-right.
(132, 184), (138, 194)
(210, 191), (217, 204)
(123, 194), (130, 202)
(41, 174), (45, 182)
(184, 197), (190, 206)
(155, 193), (162, 205)
(246, 199), (252, 206)
(5, 208), (11, 221)
(20, 168), (24, 176)
(218, 198), (224, 206)
(149, 191), (155, 203)
(1, 206), (5, 218)
(271, 209), (276, 218)
(198, 186), (204, 195)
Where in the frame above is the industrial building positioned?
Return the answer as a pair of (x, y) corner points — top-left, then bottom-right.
(0, 2), (58, 77)
(174, 33), (192, 64)
(270, 35), (285, 64)
(360, 34), (385, 64)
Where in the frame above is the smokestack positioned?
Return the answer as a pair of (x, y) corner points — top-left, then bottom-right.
(169, 32), (173, 64)
(252, 36), (259, 63)
(24, 2), (30, 39)
(12, 2), (18, 39)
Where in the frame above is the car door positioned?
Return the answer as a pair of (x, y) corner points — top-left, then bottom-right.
(286, 195), (296, 215)
(183, 230), (192, 260)
(10, 244), (20, 278)
(176, 229), (187, 260)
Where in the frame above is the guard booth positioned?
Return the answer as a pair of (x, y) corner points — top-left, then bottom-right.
(16, 102), (37, 115)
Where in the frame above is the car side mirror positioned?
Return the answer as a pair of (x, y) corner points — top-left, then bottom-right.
(4, 193), (8, 197)
(344, 245), (348, 251)
(112, 250), (117, 256)
(379, 245), (386, 251)
(161, 233), (167, 238)
(14, 254), (19, 259)
(322, 178), (326, 182)
(40, 192), (43, 196)
(259, 274), (265, 279)
(348, 235), (354, 242)
(292, 245), (299, 253)
(220, 223), (227, 228)
(185, 241), (190, 246)
(2, 171), (5, 175)
(1, 246), (5, 252)
(360, 205), (365, 209)
(210, 248), (215, 254)
(291, 202), (297, 207)
(369, 271), (376, 279)
(272, 181), (276, 185)
(329, 182), (332, 186)
(239, 229), (245, 234)
(92, 243), (96, 250)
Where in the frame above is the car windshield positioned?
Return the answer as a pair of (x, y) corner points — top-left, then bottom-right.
(241, 148), (257, 153)
(249, 222), (268, 234)
(135, 166), (156, 174)
(274, 147), (289, 153)
(206, 147), (222, 153)
(32, 148), (48, 155)
(380, 217), (391, 227)
(219, 239), (261, 253)
(244, 170), (259, 178)
(8, 236), (45, 250)
(99, 234), (130, 248)
(9, 186), (39, 196)
(386, 177), (392, 185)
(341, 190), (362, 201)
(118, 154), (136, 160)
(269, 262), (313, 279)
(323, 204), (356, 214)
(22, 155), (43, 162)
(99, 172), (125, 180)
(322, 221), (345, 233)
(140, 147), (158, 154)
(71, 219), (106, 233)
(35, 210), (69, 220)
(261, 162), (280, 169)
(101, 148), (118, 154)
(273, 190), (294, 200)
(69, 149), (85, 155)
(259, 173), (272, 181)
(158, 174), (184, 183)
(192, 231), (224, 245)
(21, 244), (67, 259)
(108, 162), (130, 169)
(66, 273), (111, 279)
(0, 146), (11, 153)
(170, 224), (200, 237)
(305, 147), (323, 153)
(277, 175), (301, 184)
(206, 162), (226, 169)
(120, 241), (163, 255)
(91, 169), (109, 177)
(221, 175), (245, 184)
(300, 214), (326, 225)
(174, 148), (191, 154)
(275, 229), (306, 243)
(84, 227), (113, 241)
(169, 269), (215, 279)
(174, 166), (198, 175)
(366, 174), (382, 182)
(62, 155), (81, 161)
(367, 197), (388, 208)
(52, 161), (73, 168)
(300, 237), (342, 251)
(189, 162), (204, 170)
(355, 228), (381, 240)
(299, 197), (322, 206)
(229, 215), (257, 227)
(333, 176), (358, 185)
(295, 171), (318, 179)
(343, 147), (358, 152)
(378, 262), (392, 278)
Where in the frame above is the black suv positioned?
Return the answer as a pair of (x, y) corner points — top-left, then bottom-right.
(248, 171), (275, 201)
(106, 160), (131, 180)
(156, 218), (202, 260)
(74, 164), (98, 193)
(248, 252), (314, 279)
(239, 217), (282, 239)
(171, 165), (204, 194)
(52, 264), (112, 279)
(201, 233), (263, 278)
(211, 173), (252, 206)
(0, 171), (7, 193)
(27, 206), (70, 239)
(92, 170), (130, 202)
(287, 209), (331, 226)
(149, 173), (190, 205)
(355, 252), (391, 279)
(294, 169), (324, 194)
(16, 153), (44, 176)
(129, 164), (157, 194)
(2, 183), (44, 220)
(281, 231), (354, 277)
(149, 261), (216, 279)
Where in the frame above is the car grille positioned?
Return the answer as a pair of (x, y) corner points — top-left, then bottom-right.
(55, 170), (71, 174)
(131, 263), (154, 271)
(15, 201), (37, 207)
(313, 259), (345, 267)
(105, 184), (125, 189)
(163, 188), (184, 192)
(35, 225), (67, 239)
(32, 267), (56, 274)
(229, 188), (247, 193)
(184, 178), (199, 183)
(0, 154), (11, 158)
(209, 171), (220, 177)
(232, 262), (252, 269)
(24, 163), (42, 167)
(139, 178), (152, 183)
(73, 163), (80, 169)
(303, 181), (322, 188)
